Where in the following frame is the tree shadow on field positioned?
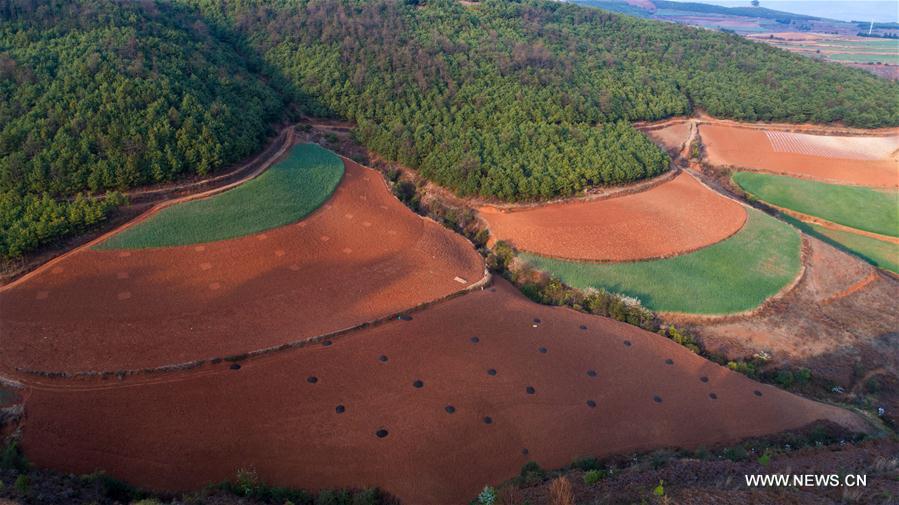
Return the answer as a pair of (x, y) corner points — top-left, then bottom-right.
(169, 2), (338, 120)
(781, 214), (896, 273)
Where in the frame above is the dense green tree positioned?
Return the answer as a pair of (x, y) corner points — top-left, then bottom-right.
(189, 0), (898, 200)
(2, 0), (897, 258)
(0, 0), (283, 257)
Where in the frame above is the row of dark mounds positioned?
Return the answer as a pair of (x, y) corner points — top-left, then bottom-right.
(217, 314), (766, 441)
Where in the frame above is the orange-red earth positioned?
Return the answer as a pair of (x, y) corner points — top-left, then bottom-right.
(20, 280), (866, 505)
(0, 159), (484, 373)
(479, 172), (746, 261)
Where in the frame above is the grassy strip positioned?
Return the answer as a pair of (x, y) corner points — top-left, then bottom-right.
(733, 172), (898, 238)
(97, 144), (344, 249)
(783, 215), (898, 274)
(520, 208), (801, 314)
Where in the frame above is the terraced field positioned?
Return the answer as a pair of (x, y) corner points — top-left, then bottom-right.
(21, 279), (866, 505)
(521, 208), (802, 314)
(99, 144), (344, 249)
(734, 172), (899, 238)
(701, 124), (899, 188)
(0, 149), (484, 373)
(479, 172), (746, 262)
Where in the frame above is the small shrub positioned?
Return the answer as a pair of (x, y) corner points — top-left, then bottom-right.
(520, 282), (543, 303)
(583, 469), (606, 486)
(235, 468), (259, 496)
(14, 474), (29, 494)
(865, 378), (880, 394)
(518, 461), (546, 486)
(549, 477), (573, 505)
(723, 446), (749, 462)
(775, 370), (795, 389)
(351, 488), (380, 505)
(652, 479), (665, 497)
(489, 241), (516, 272)
(478, 486), (497, 505)
(0, 440), (28, 471)
(570, 456), (601, 472)
(472, 228), (490, 248)
(316, 489), (351, 505)
(757, 450), (772, 466)
(726, 360), (759, 378)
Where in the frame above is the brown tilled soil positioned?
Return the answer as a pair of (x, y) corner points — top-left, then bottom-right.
(515, 437), (899, 505)
(642, 120), (692, 154)
(700, 124), (899, 188)
(0, 159), (484, 374)
(478, 172), (746, 261)
(19, 279), (867, 505)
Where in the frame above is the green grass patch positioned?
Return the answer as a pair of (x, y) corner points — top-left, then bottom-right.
(824, 52), (899, 65)
(521, 208), (801, 314)
(98, 144), (344, 249)
(783, 215), (898, 274)
(733, 172), (898, 238)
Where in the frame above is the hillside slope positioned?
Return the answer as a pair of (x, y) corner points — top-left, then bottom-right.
(193, 0), (898, 201)
(0, 0), (283, 257)
(2, 0), (898, 258)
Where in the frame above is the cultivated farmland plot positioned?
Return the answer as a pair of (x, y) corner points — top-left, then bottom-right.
(21, 279), (866, 505)
(702, 124), (899, 188)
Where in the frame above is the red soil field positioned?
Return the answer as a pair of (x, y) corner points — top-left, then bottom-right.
(642, 121), (691, 153)
(479, 172), (746, 261)
(0, 159), (484, 373)
(20, 279), (867, 505)
(701, 124), (899, 188)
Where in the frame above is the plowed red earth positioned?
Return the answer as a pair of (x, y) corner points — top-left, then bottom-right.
(20, 280), (866, 505)
(0, 159), (484, 373)
(701, 124), (899, 188)
(479, 172), (746, 261)
(643, 121), (691, 153)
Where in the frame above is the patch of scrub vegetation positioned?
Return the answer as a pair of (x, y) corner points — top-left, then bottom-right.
(98, 144), (343, 249)
(520, 208), (801, 314)
(783, 216), (898, 274)
(733, 172), (899, 238)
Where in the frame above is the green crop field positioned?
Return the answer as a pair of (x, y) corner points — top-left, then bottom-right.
(824, 52), (899, 65)
(98, 144), (344, 249)
(521, 208), (801, 314)
(733, 172), (899, 238)
(784, 216), (898, 274)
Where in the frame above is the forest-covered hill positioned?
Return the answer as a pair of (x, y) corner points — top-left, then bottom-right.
(1, 0), (898, 258)
(190, 0), (898, 201)
(0, 0), (284, 257)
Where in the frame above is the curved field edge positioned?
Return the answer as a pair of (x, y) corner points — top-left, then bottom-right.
(96, 144), (344, 249)
(733, 172), (899, 238)
(520, 208), (801, 314)
(782, 215), (899, 274)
